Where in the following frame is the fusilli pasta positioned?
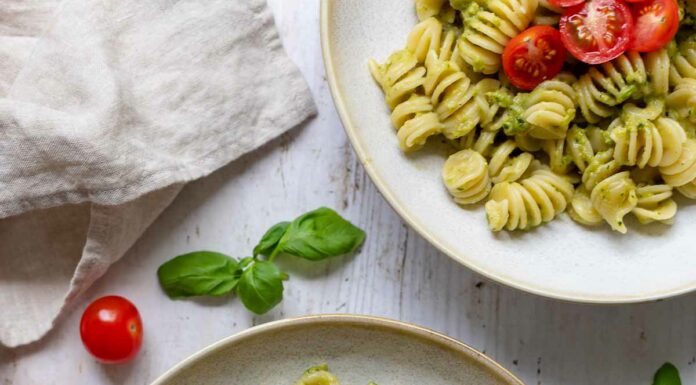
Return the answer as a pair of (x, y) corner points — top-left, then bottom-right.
(590, 171), (638, 233)
(366, 1), (696, 234)
(485, 168), (574, 231)
(456, 0), (538, 74)
(632, 184), (678, 224)
(524, 74), (578, 140)
(443, 149), (493, 204)
(609, 116), (687, 168)
(370, 50), (444, 151)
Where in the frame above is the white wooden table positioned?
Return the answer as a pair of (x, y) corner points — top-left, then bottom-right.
(2, 1), (696, 384)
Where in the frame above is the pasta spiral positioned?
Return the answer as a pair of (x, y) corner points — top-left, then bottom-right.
(407, 17), (471, 73)
(660, 139), (696, 198)
(458, 125), (500, 156)
(666, 78), (696, 125)
(415, 0), (448, 21)
(443, 149), (492, 204)
(456, 0), (538, 74)
(370, 50), (444, 151)
(488, 140), (534, 183)
(540, 138), (573, 175)
(670, 39), (696, 85)
(575, 49), (669, 123)
(568, 186), (603, 226)
(609, 116), (687, 168)
(565, 125), (596, 173)
(632, 184), (678, 224)
(423, 50), (502, 139)
(369, 50), (425, 109)
(582, 149), (621, 191)
(524, 74), (578, 140)
(485, 168), (574, 231)
(407, 17), (448, 63)
(590, 171), (638, 233)
(575, 52), (645, 123)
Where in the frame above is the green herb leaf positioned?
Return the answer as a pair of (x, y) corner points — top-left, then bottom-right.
(236, 260), (284, 314)
(157, 251), (240, 298)
(653, 363), (681, 385)
(274, 207), (366, 261)
(253, 221), (291, 257)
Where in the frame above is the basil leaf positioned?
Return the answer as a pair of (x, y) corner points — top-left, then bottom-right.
(157, 251), (240, 298)
(275, 207), (366, 261)
(253, 221), (290, 257)
(237, 260), (284, 314)
(654, 363), (681, 385)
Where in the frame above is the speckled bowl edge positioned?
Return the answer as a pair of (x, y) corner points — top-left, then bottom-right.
(148, 314), (526, 385)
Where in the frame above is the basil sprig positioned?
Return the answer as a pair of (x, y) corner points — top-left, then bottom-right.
(157, 207), (365, 314)
(653, 363), (681, 385)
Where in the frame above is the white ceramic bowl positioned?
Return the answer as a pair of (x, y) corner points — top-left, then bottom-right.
(150, 315), (524, 385)
(320, 0), (696, 303)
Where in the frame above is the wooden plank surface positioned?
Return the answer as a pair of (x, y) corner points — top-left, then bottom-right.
(1, 1), (695, 384)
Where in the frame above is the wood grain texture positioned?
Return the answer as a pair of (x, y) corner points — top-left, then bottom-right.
(1, 1), (695, 384)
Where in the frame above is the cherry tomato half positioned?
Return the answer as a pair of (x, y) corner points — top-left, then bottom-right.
(80, 296), (143, 364)
(548, 0), (585, 8)
(559, 0), (634, 64)
(629, 0), (679, 52)
(502, 26), (567, 90)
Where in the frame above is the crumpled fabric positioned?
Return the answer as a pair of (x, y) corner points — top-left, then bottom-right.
(0, 0), (315, 347)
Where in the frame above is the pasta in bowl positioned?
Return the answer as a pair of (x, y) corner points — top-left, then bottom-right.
(322, 0), (696, 302)
(368, 0), (696, 234)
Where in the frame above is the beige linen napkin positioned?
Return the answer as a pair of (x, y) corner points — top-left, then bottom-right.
(0, 0), (315, 347)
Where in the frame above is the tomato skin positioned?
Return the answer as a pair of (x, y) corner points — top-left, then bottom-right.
(549, 0), (585, 7)
(80, 296), (143, 364)
(629, 0), (679, 52)
(559, 0), (634, 64)
(502, 26), (567, 90)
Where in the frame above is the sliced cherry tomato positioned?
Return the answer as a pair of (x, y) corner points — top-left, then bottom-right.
(502, 26), (567, 90)
(80, 296), (143, 364)
(629, 0), (679, 52)
(624, 0), (648, 3)
(549, 0), (585, 8)
(559, 0), (634, 64)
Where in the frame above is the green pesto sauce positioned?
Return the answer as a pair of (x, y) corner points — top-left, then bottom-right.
(451, 0), (479, 12)
(294, 365), (377, 385)
(487, 88), (514, 108)
(499, 93), (531, 136)
(621, 114), (652, 133)
(571, 127), (594, 160)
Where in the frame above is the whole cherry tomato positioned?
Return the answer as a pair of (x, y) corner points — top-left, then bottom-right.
(80, 295), (143, 364)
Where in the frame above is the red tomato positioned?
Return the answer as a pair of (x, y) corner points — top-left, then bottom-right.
(80, 296), (143, 364)
(559, 0), (634, 64)
(624, 0), (648, 2)
(629, 0), (679, 52)
(502, 26), (567, 90)
(549, 0), (585, 8)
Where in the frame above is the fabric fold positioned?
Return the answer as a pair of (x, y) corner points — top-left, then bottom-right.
(0, 0), (315, 347)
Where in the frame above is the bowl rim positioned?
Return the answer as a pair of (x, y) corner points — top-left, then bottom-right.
(319, 0), (696, 304)
(148, 314), (525, 385)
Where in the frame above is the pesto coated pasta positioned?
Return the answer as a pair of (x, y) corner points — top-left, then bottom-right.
(368, 0), (696, 234)
(455, 0), (538, 74)
(293, 365), (377, 385)
(443, 149), (492, 203)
